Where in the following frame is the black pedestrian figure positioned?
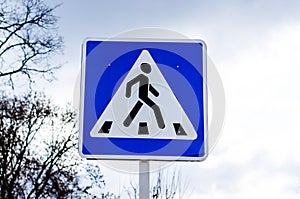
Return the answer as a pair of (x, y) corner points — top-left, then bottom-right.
(123, 63), (165, 129)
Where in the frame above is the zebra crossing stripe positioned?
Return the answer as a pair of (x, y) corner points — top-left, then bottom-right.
(98, 121), (112, 134)
(138, 122), (149, 135)
(173, 123), (187, 136)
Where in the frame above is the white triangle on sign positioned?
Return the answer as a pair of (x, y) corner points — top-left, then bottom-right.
(90, 50), (198, 140)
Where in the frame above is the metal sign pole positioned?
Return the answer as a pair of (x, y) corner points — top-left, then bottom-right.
(139, 160), (150, 199)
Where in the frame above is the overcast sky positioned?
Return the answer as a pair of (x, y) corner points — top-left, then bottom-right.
(42, 1), (300, 198)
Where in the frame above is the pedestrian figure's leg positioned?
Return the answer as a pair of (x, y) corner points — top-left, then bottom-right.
(141, 97), (165, 129)
(151, 104), (165, 129)
(123, 100), (143, 127)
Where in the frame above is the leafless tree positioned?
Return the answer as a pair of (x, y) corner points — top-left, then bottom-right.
(0, 92), (118, 199)
(0, 1), (121, 198)
(151, 169), (190, 199)
(0, 0), (63, 88)
(124, 169), (190, 199)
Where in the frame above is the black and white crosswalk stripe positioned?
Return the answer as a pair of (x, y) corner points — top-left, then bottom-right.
(138, 122), (149, 135)
(98, 121), (112, 134)
(98, 121), (188, 137)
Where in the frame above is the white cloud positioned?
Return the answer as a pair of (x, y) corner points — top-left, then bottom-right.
(175, 21), (300, 198)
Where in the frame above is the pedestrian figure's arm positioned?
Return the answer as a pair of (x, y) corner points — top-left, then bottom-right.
(125, 76), (141, 98)
(149, 84), (159, 97)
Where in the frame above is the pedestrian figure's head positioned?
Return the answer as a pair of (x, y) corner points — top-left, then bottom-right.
(141, 63), (151, 74)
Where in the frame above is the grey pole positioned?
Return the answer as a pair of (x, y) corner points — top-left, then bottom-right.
(139, 160), (150, 199)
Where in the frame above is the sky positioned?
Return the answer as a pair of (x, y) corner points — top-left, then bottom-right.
(41, 0), (300, 198)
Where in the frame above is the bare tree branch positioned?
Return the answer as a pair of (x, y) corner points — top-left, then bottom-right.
(0, 92), (119, 198)
(0, 0), (63, 89)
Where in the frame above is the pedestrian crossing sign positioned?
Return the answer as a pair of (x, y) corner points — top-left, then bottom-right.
(79, 38), (207, 161)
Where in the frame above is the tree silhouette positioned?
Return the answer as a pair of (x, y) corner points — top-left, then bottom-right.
(0, 1), (120, 198)
(125, 169), (190, 199)
(0, 93), (118, 198)
(0, 0), (63, 88)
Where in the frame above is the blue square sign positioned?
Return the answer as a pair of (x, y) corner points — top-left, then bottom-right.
(79, 38), (207, 161)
